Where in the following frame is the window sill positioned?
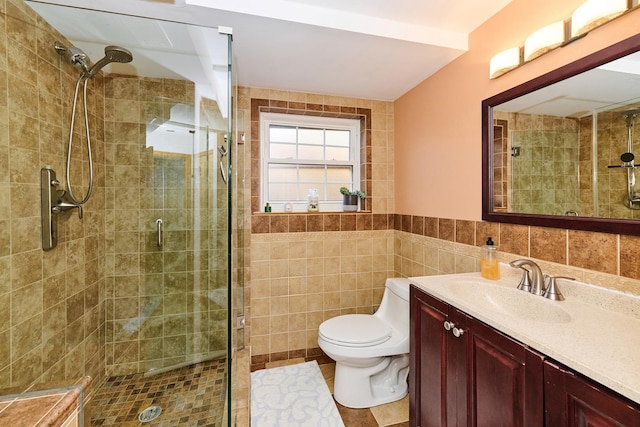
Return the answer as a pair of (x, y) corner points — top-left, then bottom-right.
(251, 211), (391, 234)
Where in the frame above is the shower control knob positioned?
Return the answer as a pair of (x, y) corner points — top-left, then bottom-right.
(51, 179), (60, 186)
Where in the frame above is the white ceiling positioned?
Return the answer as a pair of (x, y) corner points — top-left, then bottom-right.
(27, 0), (512, 101)
(496, 52), (640, 117)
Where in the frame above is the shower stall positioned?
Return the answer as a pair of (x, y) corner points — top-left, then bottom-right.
(27, 1), (242, 425)
(595, 98), (640, 218)
(500, 98), (640, 220)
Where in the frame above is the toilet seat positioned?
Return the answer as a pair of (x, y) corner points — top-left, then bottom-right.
(319, 314), (391, 347)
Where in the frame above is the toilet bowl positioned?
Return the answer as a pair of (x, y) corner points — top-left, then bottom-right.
(318, 278), (411, 408)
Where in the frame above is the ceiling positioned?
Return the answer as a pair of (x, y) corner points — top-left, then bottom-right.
(496, 51), (640, 118)
(27, 0), (512, 101)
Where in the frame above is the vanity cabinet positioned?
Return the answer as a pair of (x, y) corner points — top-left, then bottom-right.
(410, 285), (544, 426)
(544, 360), (640, 427)
(411, 284), (640, 427)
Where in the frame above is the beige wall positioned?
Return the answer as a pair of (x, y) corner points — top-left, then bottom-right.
(393, 3), (640, 285)
(0, 0), (106, 388)
(395, 0), (640, 219)
(239, 88), (396, 367)
(245, 3), (640, 369)
(250, 231), (394, 363)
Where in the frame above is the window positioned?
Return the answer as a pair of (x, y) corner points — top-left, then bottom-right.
(260, 113), (360, 212)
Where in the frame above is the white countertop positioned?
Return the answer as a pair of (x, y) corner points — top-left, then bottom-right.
(410, 267), (640, 404)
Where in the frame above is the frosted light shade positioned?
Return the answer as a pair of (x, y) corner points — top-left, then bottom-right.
(489, 47), (520, 79)
(524, 21), (565, 61)
(571, 0), (627, 38)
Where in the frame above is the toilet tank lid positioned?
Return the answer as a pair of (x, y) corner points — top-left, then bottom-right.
(385, 278), (411, 301)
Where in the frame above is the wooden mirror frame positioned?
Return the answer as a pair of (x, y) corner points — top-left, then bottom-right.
(482, 33), (640, 235)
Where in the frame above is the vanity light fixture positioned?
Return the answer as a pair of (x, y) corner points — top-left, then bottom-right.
(524, 21), (565, 62)
(489, 0), (634, 78)
(571, 0), (628, 38)
(489, 47), (522, 79)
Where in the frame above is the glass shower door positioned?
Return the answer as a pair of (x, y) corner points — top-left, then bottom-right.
(137, 100), (229, 374)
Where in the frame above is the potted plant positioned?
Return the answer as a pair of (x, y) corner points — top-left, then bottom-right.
(340, 187), (366, 211)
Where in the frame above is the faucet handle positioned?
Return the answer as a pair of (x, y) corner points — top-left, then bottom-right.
(509, 261), (532, 292)
(542, 276), (574, 301)
(516, 268), (532, 292)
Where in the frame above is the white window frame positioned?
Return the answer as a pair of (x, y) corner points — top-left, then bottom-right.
(260, 112), (361, 212)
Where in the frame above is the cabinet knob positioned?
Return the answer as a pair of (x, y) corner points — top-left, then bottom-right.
(444, 321), (453, 331)
(452, 327), (464, 338)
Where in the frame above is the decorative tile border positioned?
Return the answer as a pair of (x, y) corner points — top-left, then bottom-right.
(250, 347), (332, 372)
(250, 99), (372, 214)
(251, 211), (640, 283)
(251, 213), (393, 234)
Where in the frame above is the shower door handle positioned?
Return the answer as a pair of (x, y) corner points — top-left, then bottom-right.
(156, 219), (163, 247)
(219, 160), (227, 184)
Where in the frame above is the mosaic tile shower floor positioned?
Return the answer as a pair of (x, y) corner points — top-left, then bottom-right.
(90, 357), (227, 426)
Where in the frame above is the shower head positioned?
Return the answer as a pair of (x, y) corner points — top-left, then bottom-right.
(84, 45), (133, 79)
(623, 109), (640, 128)
(54, 41), (90, 73)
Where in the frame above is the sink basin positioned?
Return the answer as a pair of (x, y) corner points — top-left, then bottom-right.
(445, 278), (572, 323)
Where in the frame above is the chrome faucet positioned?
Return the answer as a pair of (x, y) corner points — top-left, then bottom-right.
(509, 259), (545, 296)
(53, 190), (83, 219)
(543, 275), (574, 301)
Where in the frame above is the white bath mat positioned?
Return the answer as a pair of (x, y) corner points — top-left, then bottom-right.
(251, 360), (344, 427)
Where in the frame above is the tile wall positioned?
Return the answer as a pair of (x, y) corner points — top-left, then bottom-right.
(393, 215), (640, 296)
(237, 88), (396, 368)
(494, 112), (580, 215)
(496, 109), (640, 219)
(103, 75), (230, 376)
(0, 0), (106, 388)
(250, 230), (394, 367)
(2, 0), (236, 390)
(245, 91), (640, 370)
(596, 105), (640, 219)
(578, 115), (594, 217)
(493, 119), (508, 209)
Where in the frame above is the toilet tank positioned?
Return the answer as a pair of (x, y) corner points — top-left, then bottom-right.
(374, 278), (411, 335)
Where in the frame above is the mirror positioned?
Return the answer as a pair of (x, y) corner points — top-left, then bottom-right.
(483, 33), (640, 235)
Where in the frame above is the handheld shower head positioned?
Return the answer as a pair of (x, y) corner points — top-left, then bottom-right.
(54, 41), (90, 73)
(623, 109), (640, 128)
(85, 45), (133, 79)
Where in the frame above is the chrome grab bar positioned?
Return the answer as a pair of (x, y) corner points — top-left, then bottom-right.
(156, 218), (163, 247)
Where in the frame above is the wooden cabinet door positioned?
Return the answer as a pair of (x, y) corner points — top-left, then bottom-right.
(410, 286), (451, 427)
(446, 308), (470, 427)
(544, 360), (640, 427)
(410, 286), (544, 427)
(465, 314), (544, 427)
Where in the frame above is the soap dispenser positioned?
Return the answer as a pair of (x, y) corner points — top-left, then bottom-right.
(480, 237), (500, 280)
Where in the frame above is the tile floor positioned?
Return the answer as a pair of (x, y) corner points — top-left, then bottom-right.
(88, 353), (408, 427)
(265, 358), (410, 427)
(89, 357), (228, 426)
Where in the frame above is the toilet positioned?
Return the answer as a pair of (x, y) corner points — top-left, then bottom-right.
(318, 278), (411, 408)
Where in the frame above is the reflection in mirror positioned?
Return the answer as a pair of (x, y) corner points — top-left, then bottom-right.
(483, 34), (640, 235)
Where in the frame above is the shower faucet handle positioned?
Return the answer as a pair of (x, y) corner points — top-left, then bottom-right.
(52, 190), (83, 219)
(52, 201), (83, 219)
